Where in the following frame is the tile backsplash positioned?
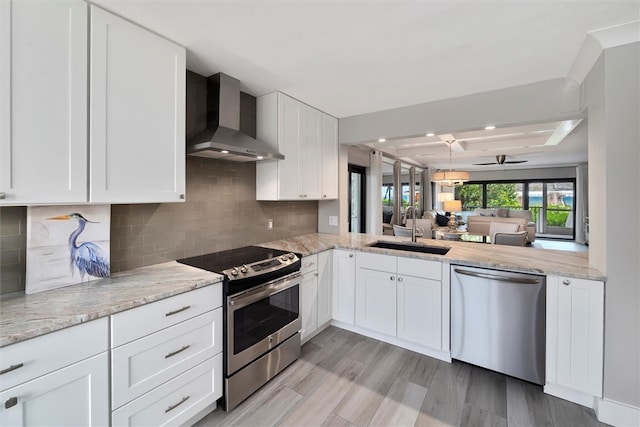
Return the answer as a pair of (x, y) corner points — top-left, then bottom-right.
(0, 157), (318, 295)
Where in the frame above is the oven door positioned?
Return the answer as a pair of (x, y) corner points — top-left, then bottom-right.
(227, 272), (301, 375)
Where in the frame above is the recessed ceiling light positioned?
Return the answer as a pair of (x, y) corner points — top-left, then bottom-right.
(426, 133), (435, 137)
(221, 150), (229, 154)
(378, 138), (386, 142)
(256, 156), (264, 160)
(484, 125), (496, 130)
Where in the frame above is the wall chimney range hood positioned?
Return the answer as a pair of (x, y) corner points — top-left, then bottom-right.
(186, 71), (284, 162)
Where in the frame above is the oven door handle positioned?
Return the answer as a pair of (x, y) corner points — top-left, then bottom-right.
(229, 272), (301, 309)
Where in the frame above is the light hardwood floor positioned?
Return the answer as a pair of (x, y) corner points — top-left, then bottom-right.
(195, 326), (608, 427)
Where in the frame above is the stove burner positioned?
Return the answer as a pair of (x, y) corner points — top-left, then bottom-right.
(177, 246), (302, 295)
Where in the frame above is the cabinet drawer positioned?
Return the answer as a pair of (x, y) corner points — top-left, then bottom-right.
(397, 257), (442, 281)
(112, 353), (222, 427)
(111, 284), (222, 348)
(112, 308), (222, 409)
(0, 317), (108, 392)
(301, 254), (318, 275)
(356, 252), (396, 272)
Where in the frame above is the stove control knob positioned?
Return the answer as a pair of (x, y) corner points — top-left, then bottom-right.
(280, 255), (288, 261)
(230, 268), (239, 276)
(240, 265), (248, 274)
(288, 253), (295, 260)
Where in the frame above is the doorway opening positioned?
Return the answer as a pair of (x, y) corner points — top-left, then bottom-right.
(349, 164), (366, 233)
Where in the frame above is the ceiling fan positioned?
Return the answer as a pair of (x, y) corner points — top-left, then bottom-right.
(473, 154), (528, 166)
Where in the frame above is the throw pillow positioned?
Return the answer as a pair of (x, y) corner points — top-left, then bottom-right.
(496, 208), (509, 218)
(436, 213), (449, 227)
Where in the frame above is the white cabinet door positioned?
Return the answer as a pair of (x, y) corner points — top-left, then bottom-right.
(275, 93), (302, 200)
(317, 250), (333, 326)
(332, 250), (356, 325)
(90, 6), (185, 203)
(300, 270), (318, 342)
(0, 353), (109, 427)
(397, 275), (442, 350)
(320, 114), (338, 200)
(300, 105), (322, 199)
(0, 0), (87, 205)
(547, 275), (604, 398)
(355, 268), (397, 336)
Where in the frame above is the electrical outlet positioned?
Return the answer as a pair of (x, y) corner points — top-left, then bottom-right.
(267, 218), (273, 230)
(329, 216), (338, 226)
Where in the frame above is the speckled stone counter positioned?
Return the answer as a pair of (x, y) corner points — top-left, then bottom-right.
(259, 232), (605, 281)
(0, 261), (223, 348)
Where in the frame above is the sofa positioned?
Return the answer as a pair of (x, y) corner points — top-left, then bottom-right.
(466, 208), (536, 242)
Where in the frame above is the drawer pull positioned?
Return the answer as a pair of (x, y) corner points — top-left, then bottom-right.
(5, 397), (18, 409)
(165, 396), (190, 413)
(165, 305), (191, 317)
(0, 363), (24, 375)
(562, 279), (571, 286)
(165, 345), (190, 359)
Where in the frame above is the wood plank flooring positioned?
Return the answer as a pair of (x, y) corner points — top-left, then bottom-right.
(194, 327), (609, 427)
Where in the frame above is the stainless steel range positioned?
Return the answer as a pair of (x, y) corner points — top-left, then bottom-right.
(177, 246), (302, 410)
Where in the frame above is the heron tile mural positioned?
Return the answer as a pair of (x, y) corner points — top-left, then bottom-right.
(26, 205), (110, 294)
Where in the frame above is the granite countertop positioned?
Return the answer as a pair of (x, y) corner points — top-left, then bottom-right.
(259, 232), (605, 281)
(0, 262), (223, 348)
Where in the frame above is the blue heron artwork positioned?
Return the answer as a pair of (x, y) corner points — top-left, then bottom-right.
(26, 205), (111, 294)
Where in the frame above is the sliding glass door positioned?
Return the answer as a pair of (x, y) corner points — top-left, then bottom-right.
(528, 181), (574, 238)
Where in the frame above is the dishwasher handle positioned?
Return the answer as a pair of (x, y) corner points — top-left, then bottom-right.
(454, 268), (541, 284)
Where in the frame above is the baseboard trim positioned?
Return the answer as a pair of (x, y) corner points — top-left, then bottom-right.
(595, 397), (640, 426)
(543, 383), (596, 408)
(330, 320), (451, 363)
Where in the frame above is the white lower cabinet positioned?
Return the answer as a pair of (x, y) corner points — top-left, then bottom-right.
(332, 249), (356, 325)
(545, 274), (604, 406)
(300, 254), (319, 342)
(0, 318), (109, 427)
(300, 251), (333, 343)
(355, 252), (445, 356)
(316, 251), (332, 326)
(397, 274), (442, 349)
(112, 353), (222, 427)
(355, 267), (397, 336)
(110, 283), (223, 426)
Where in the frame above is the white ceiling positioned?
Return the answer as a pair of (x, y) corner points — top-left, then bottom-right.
(93, 0), (638, 169)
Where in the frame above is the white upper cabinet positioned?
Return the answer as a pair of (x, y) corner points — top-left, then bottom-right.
(1, 2), (186, 205)
(256, 92), (338, 201)
(90, 6), (186, 203)
(0, 0), (88, 205)
(320, 114), (339, 200)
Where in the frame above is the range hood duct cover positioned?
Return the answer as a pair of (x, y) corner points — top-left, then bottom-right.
(187, 72), (284, 161)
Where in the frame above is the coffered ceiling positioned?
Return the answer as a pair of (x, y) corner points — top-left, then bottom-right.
(93, 0), (638, 169)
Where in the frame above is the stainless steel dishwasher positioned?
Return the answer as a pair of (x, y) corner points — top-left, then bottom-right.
(450, 265), (546, 384)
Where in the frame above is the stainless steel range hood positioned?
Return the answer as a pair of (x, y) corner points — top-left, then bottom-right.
(186, 72), (284, 162)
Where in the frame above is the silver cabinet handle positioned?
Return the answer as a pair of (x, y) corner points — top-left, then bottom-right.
(562, 279), (571, 286)
(390, 276), (395, 281)
(165, 345), (190, 359)
(179, 194), (185, 199)
(0, 192), (5, 200)
(165, 396), (190, 413)
(349, 254), (354, 258)
(398, 277), (403, 282)
(0, 363), (24, 375)
(4, 397), (18, 409)
(454, 269), (541, 284)
(165, 305), (190, 317)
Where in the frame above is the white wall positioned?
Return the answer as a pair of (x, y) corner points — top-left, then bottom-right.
(585, 42), (640, 408)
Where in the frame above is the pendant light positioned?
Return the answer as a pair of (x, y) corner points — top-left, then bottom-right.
(432, 140), (470, 186)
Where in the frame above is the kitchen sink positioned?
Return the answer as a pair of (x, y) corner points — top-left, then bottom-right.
(367, 241), (451, 255)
